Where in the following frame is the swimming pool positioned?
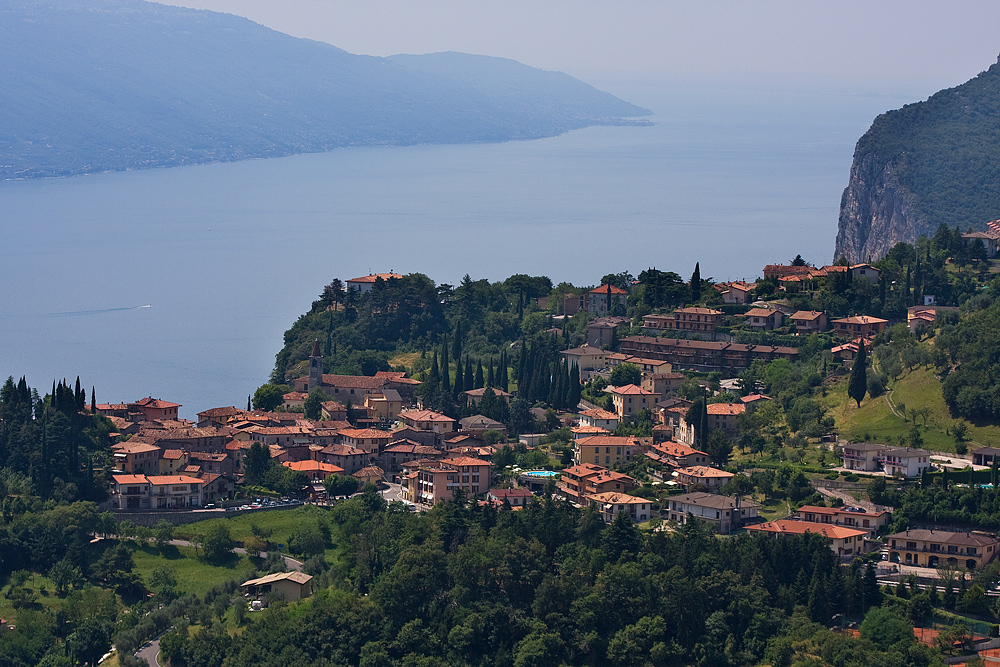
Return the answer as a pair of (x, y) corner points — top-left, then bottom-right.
(522, 470), (560, 477)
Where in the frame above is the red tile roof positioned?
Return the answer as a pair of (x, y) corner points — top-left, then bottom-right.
(589, 284), (628, 294)
(440, 456), (491, 468)
(746, 519), (867, 540)
(707, 403), (745, 416)
(347, 273), (404, 284)
(605, 384), (656, 396)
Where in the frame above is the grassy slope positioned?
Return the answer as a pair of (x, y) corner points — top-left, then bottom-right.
(131, 544), (257, 597)
(173, 506), (319, 546)
(0, 573), (62, 626)
(823, 365), (1000, 452)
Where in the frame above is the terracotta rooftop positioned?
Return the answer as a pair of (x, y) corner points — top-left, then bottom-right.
(588, 491), (648, 505)
(605, 384), (656, 396)
(706, 403), (745, 416)
(747, 519), (867, 540)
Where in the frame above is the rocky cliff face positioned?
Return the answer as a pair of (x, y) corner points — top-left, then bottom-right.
(834, 150), (929, 263)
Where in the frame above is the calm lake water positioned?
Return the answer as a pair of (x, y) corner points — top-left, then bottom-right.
(0, 79), (919, 416)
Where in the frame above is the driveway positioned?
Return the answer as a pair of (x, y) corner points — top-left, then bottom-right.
(168, 539), (303, 571)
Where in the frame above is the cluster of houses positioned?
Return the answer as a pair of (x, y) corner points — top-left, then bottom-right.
(105, 343), (518, 509)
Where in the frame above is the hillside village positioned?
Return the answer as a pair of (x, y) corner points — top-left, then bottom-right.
(7, 225), (1000, 666)
(103, 229), (1000, 552)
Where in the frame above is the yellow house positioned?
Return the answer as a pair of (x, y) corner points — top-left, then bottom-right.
(887, 529), (1000, 569)
(604, 384), (656, 418)
(365, 390), (403, 421)
(241, 571), (313, 603)
(574, 435), (641, 467)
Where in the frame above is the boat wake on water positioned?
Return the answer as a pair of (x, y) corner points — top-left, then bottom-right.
(44, 305), (152, 317)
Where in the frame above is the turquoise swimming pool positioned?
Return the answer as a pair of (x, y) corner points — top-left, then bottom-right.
(522, 470), (559, 477)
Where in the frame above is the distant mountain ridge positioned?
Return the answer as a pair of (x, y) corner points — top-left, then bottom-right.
(835, 56), (1000, 262)
(0, 0), (649, 180)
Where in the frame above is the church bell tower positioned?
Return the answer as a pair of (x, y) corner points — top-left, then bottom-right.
(308, 339), (323, 391)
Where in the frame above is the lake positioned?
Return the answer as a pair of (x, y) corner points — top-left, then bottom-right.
(0, 79), (918, 417)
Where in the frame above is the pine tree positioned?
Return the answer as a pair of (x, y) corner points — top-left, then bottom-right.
(848, 340), (868, 408)
(475, 360), (484, 389)
(440, 336), (451, 393)
(690, 262), (701, 302)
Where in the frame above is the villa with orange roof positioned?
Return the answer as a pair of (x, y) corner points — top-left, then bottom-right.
(832, 315), (888, 338)
(586, 284), (628, 316)
(574, 435), (642, 467)
(673, 465), (734, 492)
(578, 408), (619, 431)
(716, 281), (754, 305)
(645, 307), (723, 334)
(402, 456), (491, 505)
(112, 441), (162, 475)
(646, 441), (709, 469)
(790, 310), (827, 334)
(706, 402), (745, 437)
(792, 505), (891, 538)
(283, 460), (345, 482)
(604, 384), (656, 418)
(557, 463), (637, 505)
(588, 491), (652, 524)
(399, 409), (456, 434)
(110, 473), (204, 509)
(346, 272), (405, 293)
(339, 428), (392, 454)
(318, 443), (369, 474)
(571, 424), (610, 439)
(743, 307), (784, 331)
(746, 519), (868, 556)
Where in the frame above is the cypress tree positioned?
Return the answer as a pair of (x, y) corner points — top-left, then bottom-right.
(454, 355), (465, 398)
(75, 376), (83, 410)
(325, 311), (334, 356)
(486, 358), (494, 388)
(569, 363), (581, 409)
(475, 360), (485, 389)
(91, 386), (96, 412)
(465, 357), (474, 394)
(440, 336), (451, 393)
(690, 262), (701, 302)
(848, 341), (868, 408)
(429, 350), (440, 389)
(453, 321), (462, 360)
(499, 349), (508, 391)
(247, 395), (252, 411)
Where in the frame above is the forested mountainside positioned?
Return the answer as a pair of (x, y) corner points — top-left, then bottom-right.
(0, 0), (649, 180)
(835, 55), (1000, 262)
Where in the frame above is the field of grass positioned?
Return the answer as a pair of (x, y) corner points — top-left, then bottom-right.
(173, 505), (322, 546)
(131, 544), (257, 597)
(822, 365), (1000, 453)
(0, 572), (64, 626)
(388, 352), (420, 370)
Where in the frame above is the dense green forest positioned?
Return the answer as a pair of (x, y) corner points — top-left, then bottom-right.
(158, 491), (951, 667)
(0, 376), (114, 503)
(856, 60), (1000, 231)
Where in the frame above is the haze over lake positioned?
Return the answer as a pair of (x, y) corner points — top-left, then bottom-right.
(1, 80), (916, 416)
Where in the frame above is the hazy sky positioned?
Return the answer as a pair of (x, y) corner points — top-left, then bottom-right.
(158, 0), (1000, 96)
